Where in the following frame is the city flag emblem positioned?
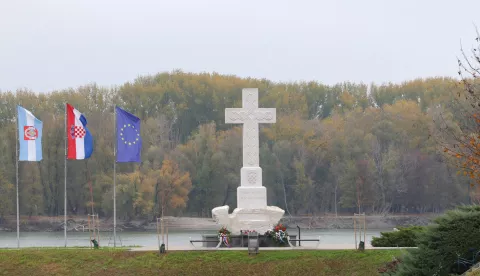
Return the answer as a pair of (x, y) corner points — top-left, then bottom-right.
(23, 126), (38, 140)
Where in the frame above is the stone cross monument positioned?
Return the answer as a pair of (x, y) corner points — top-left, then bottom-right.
(212, 88), (284, 233)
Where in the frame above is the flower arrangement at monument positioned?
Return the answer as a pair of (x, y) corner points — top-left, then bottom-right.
(217, 226), (231, 247)
(241, 230), (257, 235)
(265, 223), (289, 245)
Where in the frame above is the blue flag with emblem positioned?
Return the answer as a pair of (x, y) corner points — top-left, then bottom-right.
(116, 106), (142, 162)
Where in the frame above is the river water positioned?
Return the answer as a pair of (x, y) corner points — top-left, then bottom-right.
(0, 229), (387, 248)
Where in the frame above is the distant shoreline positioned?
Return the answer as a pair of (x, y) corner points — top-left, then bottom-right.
(0, 214), (437, 232)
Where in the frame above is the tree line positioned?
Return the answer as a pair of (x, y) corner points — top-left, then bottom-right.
(0, 71), (473, 221)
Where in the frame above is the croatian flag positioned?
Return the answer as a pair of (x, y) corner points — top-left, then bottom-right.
(17, 106), (42, 161)
(66, 103), (93, 160)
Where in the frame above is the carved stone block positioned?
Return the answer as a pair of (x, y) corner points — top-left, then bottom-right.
(237, 186), (266, 209)
(241, 167), (262, 187)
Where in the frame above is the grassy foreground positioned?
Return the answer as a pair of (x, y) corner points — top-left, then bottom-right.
(0, 248), (404, 276)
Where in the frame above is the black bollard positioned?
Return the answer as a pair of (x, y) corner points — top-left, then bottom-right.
(91, 239), (99, 249)
(358, 241), (365, 251)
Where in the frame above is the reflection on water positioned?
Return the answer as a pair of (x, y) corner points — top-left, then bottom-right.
(0, 229), (387, 248)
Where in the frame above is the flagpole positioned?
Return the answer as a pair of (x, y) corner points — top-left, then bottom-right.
(15, 109), (20, 249)
(64, 103), (67, 247)
(113, 106), (117, 248)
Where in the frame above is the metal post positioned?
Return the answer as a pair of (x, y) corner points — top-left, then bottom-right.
(88, 215), (92, 249)
(156, 218), (161, 254)
(64, 103), (67, 247)
(334, 185), (338, 218)
(97, 214), (101, 247)
(241, 230), (243, 247)
(113, 106), (117, 248)
(15, 111), (19, 248)
(354, 214), (357, 250)
(363, 213), (366, 247)
(161, 217), (164, 245)
(297, 225), (301, 247)
(89, 172), (94, 217)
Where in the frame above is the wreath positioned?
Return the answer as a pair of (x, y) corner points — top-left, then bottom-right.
(265, 223), (289, 245)
(217, 226), (231, 247)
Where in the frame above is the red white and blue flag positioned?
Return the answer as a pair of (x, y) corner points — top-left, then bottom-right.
(66, 103), (93, 159)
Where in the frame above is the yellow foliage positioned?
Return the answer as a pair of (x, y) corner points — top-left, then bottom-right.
(339, 92), (355, 110)
(158, 158), (192, 214)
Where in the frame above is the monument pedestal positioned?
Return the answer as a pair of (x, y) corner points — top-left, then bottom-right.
(237, 186), (266, 209)
(212, 205), (284, 234)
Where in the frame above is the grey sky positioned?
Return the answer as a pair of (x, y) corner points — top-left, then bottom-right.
(0, 0), (479, 93)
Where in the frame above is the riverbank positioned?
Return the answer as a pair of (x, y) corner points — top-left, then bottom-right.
(0, 228), (386, 248)
(0, 214), (437, 232)
(0, 248), (405, 276)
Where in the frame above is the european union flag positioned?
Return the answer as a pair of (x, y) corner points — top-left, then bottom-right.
(116, 106), (142, 162)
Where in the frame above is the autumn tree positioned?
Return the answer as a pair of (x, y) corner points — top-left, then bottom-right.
(110, 170), (150, 220)
(0, 171), (14, 223)
(440, 29), (480, 187)
(173, 123), (219, 216)
(0, 70), (474, 221)
(155, 158), (192, 218)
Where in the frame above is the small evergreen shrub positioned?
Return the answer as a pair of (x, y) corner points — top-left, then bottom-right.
(371, 226), (425, 247)
(394, 205), (480, 276)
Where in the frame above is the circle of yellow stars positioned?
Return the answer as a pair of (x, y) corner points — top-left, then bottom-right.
(120, 123), (140, 146)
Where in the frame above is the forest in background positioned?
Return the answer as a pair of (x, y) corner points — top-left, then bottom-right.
(0, 71), (475, 221)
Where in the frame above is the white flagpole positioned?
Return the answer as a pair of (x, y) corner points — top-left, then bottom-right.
(113, 106), (117, 247)
(15, 109), (20, 248)
(64, 103), (67, 247)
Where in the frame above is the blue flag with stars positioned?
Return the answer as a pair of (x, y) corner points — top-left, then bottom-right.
(116, 106), (142, 162)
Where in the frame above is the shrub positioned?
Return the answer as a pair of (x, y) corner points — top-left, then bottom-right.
(394, 205), (480, 276)
(371, 226), (425, 247)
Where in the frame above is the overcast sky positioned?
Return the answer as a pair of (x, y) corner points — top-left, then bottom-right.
(1, 0), (479, 93)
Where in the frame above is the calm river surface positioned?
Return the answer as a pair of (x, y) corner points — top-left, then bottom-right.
(0, 229), (387, 248)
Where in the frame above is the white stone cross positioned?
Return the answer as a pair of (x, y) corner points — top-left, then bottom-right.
(225, 88), (276, 189)
(225, 88), (276, 167)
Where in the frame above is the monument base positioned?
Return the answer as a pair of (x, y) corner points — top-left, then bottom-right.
(212, 205), (285, 234)
(200, 234), (296, 247)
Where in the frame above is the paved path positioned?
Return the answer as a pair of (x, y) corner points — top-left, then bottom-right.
(129, 244), (414, 251)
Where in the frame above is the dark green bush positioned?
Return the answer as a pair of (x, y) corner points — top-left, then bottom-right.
(394, 205), (480, 276)
(371, 226), (425, 247)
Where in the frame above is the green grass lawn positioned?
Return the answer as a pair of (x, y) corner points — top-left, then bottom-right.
(0, 248), (404, 276)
